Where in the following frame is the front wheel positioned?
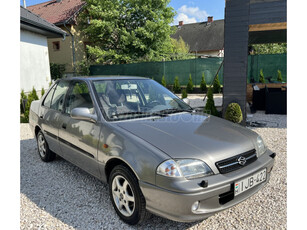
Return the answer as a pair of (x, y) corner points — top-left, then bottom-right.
(109, 165), (149, 225)
(36, 130), (56, 162)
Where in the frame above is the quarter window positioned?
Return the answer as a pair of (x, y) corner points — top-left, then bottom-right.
(50, 81), (70, 111)
(42, 84), (56, 108)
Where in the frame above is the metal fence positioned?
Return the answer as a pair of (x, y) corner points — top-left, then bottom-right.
(90, 53), (286, 85)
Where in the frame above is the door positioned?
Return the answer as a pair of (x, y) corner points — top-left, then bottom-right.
(58, 80), (101, 178)
(39, 80), (70, 154)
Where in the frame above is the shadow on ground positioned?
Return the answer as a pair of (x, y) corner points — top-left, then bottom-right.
(20, 138), (200, 230)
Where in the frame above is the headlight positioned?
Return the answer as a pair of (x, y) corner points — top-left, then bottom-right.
(157, 159), (213, 179)
(257, 136), (266, 156)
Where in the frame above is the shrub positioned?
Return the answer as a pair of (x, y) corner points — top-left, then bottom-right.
(200, 72), (207, 92)
(50, 63), (66, 80)
(213, 75), (221, 94)
(161, 75), (167, 87)
(186, 74), (194, 93)
(75, 60), (90, 76)
(225, 103), (243, 123)
(20, 90), (27, 114)
(23, 87), (39, 123)
(259, 69), (265, 83)
(173, 76), (181, 93)
(181, 89), (187, 99)
(204, 87), (218, 116)
(277, 70), (283, 82)
(41, 88), (45, 97)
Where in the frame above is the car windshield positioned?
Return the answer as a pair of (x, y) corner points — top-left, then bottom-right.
(92, 79), (192, 121)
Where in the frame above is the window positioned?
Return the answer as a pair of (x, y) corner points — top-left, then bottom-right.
(50, 81), (69, 111)
(52, 41), (60, 51)
(42, 84), (56, 108)
(65, 81), (94, 114)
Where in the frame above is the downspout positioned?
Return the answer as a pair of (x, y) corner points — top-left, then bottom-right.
(64, 22), (76, 75)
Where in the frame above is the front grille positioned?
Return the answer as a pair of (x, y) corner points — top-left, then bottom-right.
(216, 149), (257, 174)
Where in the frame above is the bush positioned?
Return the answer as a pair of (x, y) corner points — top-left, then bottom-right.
(259, 69), (265, 83)
(75, 60), (90, 76)
(186, 74), (194, 93)
(161, 75), (167, 87)
(213, 75), (221, 93)
(204, 87), (218, 116)
(20, 90), (27, 114)
(181, 89), (187, 99)
(50, 63), (66, 80)
(173, 76), (181, 93)
(22, 87), (39, 123)
(225, 103), (243, 123)
(277, 69), (283, 82)
(41, 88), (45, 97)
(200, 72), (207, 92)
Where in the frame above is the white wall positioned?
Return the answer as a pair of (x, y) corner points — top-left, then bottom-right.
(20, 30), (51, 93)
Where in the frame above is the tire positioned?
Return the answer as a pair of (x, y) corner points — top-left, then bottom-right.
(109, 165), (149, 225)
(36, 130), (56, 162)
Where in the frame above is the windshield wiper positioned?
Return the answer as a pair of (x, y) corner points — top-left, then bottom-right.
(111, 111), (168, 118)
(156, 108), (194, 115)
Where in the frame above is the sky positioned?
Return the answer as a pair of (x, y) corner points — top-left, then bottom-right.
(20, 0), (225, 24)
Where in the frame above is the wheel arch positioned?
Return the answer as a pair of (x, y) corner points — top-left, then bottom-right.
(105, 157), (140, 183)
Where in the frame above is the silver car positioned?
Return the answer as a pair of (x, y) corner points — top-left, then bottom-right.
(29, 76), (275, 225)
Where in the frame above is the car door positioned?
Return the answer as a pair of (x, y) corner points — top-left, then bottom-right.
(39, 80), (70, 155)
(58, 80), (101, 178)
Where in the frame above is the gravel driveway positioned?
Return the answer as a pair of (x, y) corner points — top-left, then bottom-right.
(20, 114), (287, 230)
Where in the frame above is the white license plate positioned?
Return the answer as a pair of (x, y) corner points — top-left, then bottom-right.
(234, 168), (267, 196)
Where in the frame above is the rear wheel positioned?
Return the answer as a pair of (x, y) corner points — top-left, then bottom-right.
(109, 165), (149, 225)
(36, 130), (56, 162)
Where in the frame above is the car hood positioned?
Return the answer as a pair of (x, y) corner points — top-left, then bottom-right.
(116, 113), (258, 172)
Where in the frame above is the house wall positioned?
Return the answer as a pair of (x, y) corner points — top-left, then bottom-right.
(47, 24), (87, 75)
(20, 29), (51, 93)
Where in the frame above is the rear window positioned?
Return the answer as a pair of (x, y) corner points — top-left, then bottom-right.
(42, 84), (56, 108)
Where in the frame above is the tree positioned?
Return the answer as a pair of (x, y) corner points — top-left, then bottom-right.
(80, 0), (175, 64)
(186, 74), (194, 93)
(213, 75), (221, 93)
(200, 72), (207, 92)
(204, 87), (218, 116)
(181, 88), (187, 99)
(161, 75), (167, 87)
(251, 43), (287, 55)
(259, 69), (265, 83)
(173, 76), (181, 93)
(277, 70), (283, 82)
(170, 36), (191, 60)
(225, 103), (243, 123)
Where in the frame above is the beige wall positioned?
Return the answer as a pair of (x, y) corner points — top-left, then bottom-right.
(47, 24), (87, 75)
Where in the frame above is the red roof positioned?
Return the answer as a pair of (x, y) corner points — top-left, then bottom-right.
(28, 0), (86, 25)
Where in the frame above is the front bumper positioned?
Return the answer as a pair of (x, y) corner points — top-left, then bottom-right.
(140, 149), (275, 222)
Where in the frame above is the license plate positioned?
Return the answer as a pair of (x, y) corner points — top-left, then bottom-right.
(234, 169), (267, 196)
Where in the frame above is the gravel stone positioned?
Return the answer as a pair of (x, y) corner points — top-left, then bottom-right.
(20, 113), (286, 230)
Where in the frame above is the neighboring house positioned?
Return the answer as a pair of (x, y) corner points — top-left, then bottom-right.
(172, 17), (224, 57)
(20, 6), (67, 94)
(28, 0), (87, 76)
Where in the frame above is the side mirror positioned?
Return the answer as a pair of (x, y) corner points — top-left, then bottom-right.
(182, 98), (190, 105)
(71, 107), (97, 123)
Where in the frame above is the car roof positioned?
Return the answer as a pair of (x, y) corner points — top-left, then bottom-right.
(63, 76), (149, 82)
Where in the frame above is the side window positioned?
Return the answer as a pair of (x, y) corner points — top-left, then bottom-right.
(42, 84), (56, 108)
(65, 81), (94, 114)
(50, 81), (70, 111)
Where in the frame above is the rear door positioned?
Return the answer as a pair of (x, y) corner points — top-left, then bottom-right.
(39, 80), (70, 154)
(58, 80), (101, 178)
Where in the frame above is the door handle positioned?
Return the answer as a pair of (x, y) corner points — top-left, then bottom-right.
(62, 123), (67, 129)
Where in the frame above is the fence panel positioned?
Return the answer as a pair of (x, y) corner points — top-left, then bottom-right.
(90, 53), (286, 86)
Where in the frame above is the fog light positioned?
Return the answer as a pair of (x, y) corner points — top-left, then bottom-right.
(191, 201), (200, 212)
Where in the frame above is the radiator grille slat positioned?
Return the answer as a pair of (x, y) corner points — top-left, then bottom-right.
(215, 149), (257, 174)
